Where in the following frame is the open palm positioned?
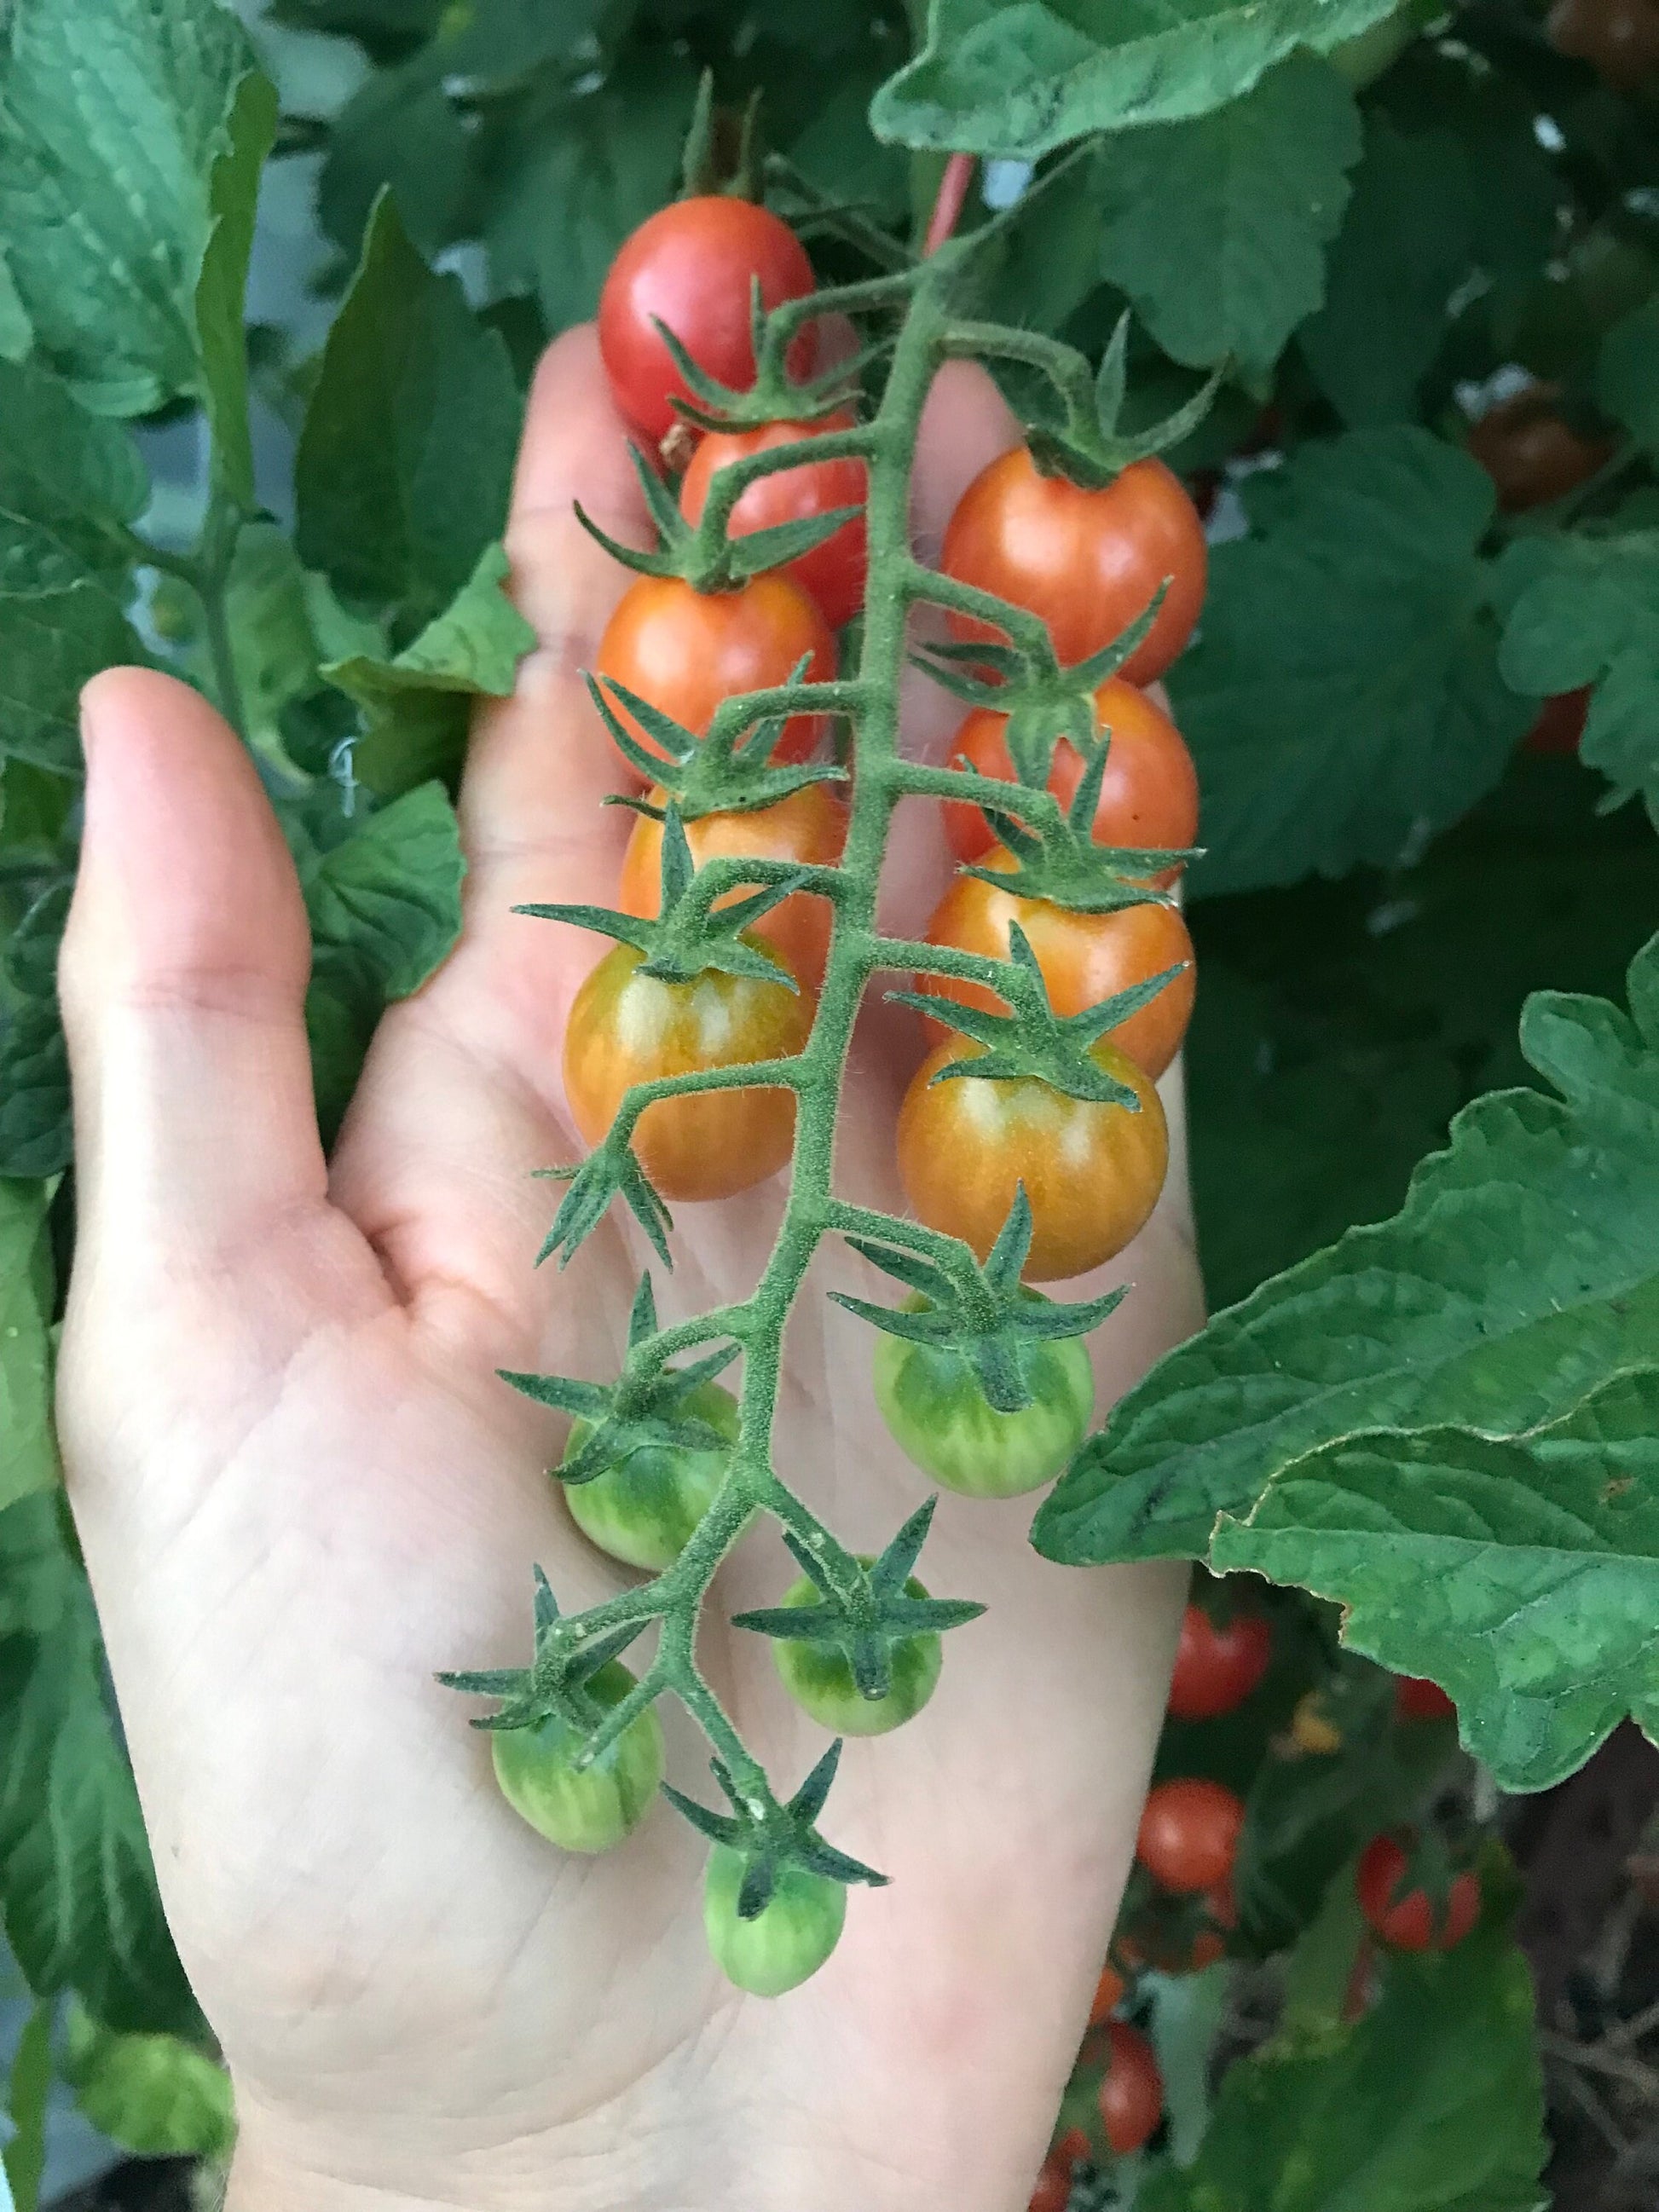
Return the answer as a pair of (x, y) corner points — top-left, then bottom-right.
(56, 330), (1202, 2212)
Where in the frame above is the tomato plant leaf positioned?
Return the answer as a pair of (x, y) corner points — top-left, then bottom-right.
(1140, 1904), (1546, 2212)
(869, 0), (1397, 157)
(0, 361), (147, 594)
(1034, 935), (1659, 1570)
(1494, 528), (1659, 824)
(195, 65), (278, 508)
(0, 997), (70, 1181)
(295, 194), (521, 637)
(1598, 297), (1659, 458)
(0, 0), (261, 415)
(1167, 428), (1529, 898)
(1094, 57), (1361, 383)
(0, 1185), (58, 1512)
(63, 2004), (234, 2160)
(3, 2000), (50, 2212)
(0, 583), (147, 782)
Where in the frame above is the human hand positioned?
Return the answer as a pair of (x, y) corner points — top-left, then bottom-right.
(56, 329), (1204, 2212)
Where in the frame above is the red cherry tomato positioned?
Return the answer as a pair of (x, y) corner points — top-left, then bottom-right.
(942, 679), (1199, 871)
(1099, 2020), (1163, 2155)
(1166, 1606), (1273, 1721)
(594, 573), (835, 779)
(598, 198), (817, 443)
(1466, 385), (1615, 511)
(1393, 1675), (1457, 1724)
(915, 850), (1195, 1082)
(1523, 688), (1588, 756)
(1090, 1961), (1127, 2026)
(1029, 2154), (1073, 2212)
(1356, 1834), (1480, 1952)
(679, 411), (867, 629)
(1136, 1779), (1246, 1896)
(940, 448), (1207, 685)
(1547, 0), (1659, 86)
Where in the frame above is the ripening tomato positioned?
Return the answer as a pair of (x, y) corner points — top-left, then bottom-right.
(915, 852), (1195, 1081)
(1136, 1779), (1246, 1896)
(1090, 1961), (1127, 2026)
(1466, 386), (1615, 511)
(1099, 2020), (1163, 2155)
(490, 1662), (663, 1853)
(1166, 1606), (1273, 1722)
(563, 943), (814, 1202)
(595, 573), (836, 781)
(618, 783), (847, 993)
(1029, 2151), (1074, 2212)
(703, 1845), (847, 1995)
(1356, 1834), (1480, 1952)
(1547, 0), (1659, 87)
(1523, 688), (1588, 756)
(562, 1381), (737, 1571)
(942, 681), (1199, 869)
(940, 448), (1207, 685)
(598, 198), (817, 443)
(680, 412), (867, 629)
(896, 1035), (1168, 1283)
(769, 1560), (943, 1736)
(872, 1310), (1093, 1497)
(1394, 1675), (1457, 1724)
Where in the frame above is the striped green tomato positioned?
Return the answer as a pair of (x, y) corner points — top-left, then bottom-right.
(771, 1564), (942, 1736)
(490, 1662), (662, 1853)
(872, 1327), (1093, 1498)
(563, 1382), (738, 1570)
(704, 1845), (847, 1996)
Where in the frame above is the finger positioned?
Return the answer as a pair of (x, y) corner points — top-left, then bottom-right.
(60, 670), (337, 1264)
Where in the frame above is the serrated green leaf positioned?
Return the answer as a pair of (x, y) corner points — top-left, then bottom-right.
(296, 195), (521, 636)
(0, 584), (147, 780)
(870, 0), (1396, 155)
(1035, 934), (1659, 1568)
(1598, 297), (1659, 458)
(1170, 428), (1529, 898)
(1494, 529), (1659, 823)
(0, 360), (147, 594)
(322, 540), (537, 796)
(214, 525), (325, 755)
(64, 2004), (234, 2160)
(0, 998), (70, 1181)
(1095, 57), (1361, 380)
(0, 1185), (58, 1511)
(0, 0), (260, 414)
(195, 66), (278, 508)
(1141, 1910), (1546, 2212)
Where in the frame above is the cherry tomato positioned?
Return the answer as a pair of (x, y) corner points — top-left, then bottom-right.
(916, 852), (1195, 1081)
(770, 1561), (942, 1736)
(1166, 1606), (1273, 1722)
(490, 1662), (663, 1853)
(942, 680), (1199, 871)
(1114, 1919), (1227, 1976)
(1547, 0), (1659, 86)
(940, 448), (1207, 685)
(562, 1381), (737, 1572)
(703, 1844), (846, 1996)
(1466, 386), (1614, 511)
(595, 573), (835, 781)
(1029, 2151), (1074, 2212)
(1090, 1961), (1127, 2026)
(897, 1036), (1169, 1284)
(1523, 688), (1588, 757)
(563, 942), (814, 1202)
(872, 1309), (1093, 1497)
(1136, 1779), (1246, 1896)
(598, 197), (817, 443)
(680, 411), (867, 629)
(1394, 1675), (1457, 1724)
(1356, 1834), (1480, 1952)
(618, 782), (847, 994)
(1099, 2020), (1163, 2154)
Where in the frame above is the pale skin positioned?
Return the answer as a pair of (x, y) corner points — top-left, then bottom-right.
(55, 329), (1205, 2212)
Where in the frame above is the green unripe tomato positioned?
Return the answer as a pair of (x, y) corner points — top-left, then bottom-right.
(771, 1562), (943, 1736)
(563, 1382), (738, 1571)
(490, 1661), (663, 1853)
(703, 1843), (847, 1996)
(872, 1314), (1094, 1498)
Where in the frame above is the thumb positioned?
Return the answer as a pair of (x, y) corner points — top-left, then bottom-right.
(59, 669), (329, 1265)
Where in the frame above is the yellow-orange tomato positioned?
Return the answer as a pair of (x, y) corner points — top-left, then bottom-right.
(679, 412), (867, 630)
(940, 448), (1206, 684)
(1090, 1961), (1128, 2026)
(943, 679), (1199, 871)
(593, 573), (835, 781)
(916, 850), (1194, 1080)
(618, 783), (847, 993)
(896, 1036), (1168, 1283)
(563, 943), (814, 1201)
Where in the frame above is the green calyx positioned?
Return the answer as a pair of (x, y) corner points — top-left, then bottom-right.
(654, 292), (886, 434)
(889, 924), (1181, 1103)
(436, 1564), (651, 1740)
(663, 1739), (889, 1916)
(833, 1187), (1126, 1412)
(587, 666), (849, 819)
(731, 1498), (984, 1701)
(1026, 312), (1228, 493)
(514, 801), (812, 989)
(679, 71), (764, 205)
(962, 731), (1197, 914)
(499, 1273), (739, 1488)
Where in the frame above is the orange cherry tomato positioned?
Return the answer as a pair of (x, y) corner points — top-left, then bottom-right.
(942, 680), (1199, 871)
(915, 851), (1195, 1081)
(563, 943), (814, 1202)
(1166, 1605), (1273, 1721)
(618, 783), (847, 995)
(1136, 1779), (1246, 1895)
(679, 411), (867, 630)
(940, 448), (1206, 685)
(1090, 1961), (1127, 2026)
(896, 1035), (1168, 1283)
(1029, 2148), (1075, 2212)
(1099, 2020), (1163, 2154)
(594, 573), (835, 781)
